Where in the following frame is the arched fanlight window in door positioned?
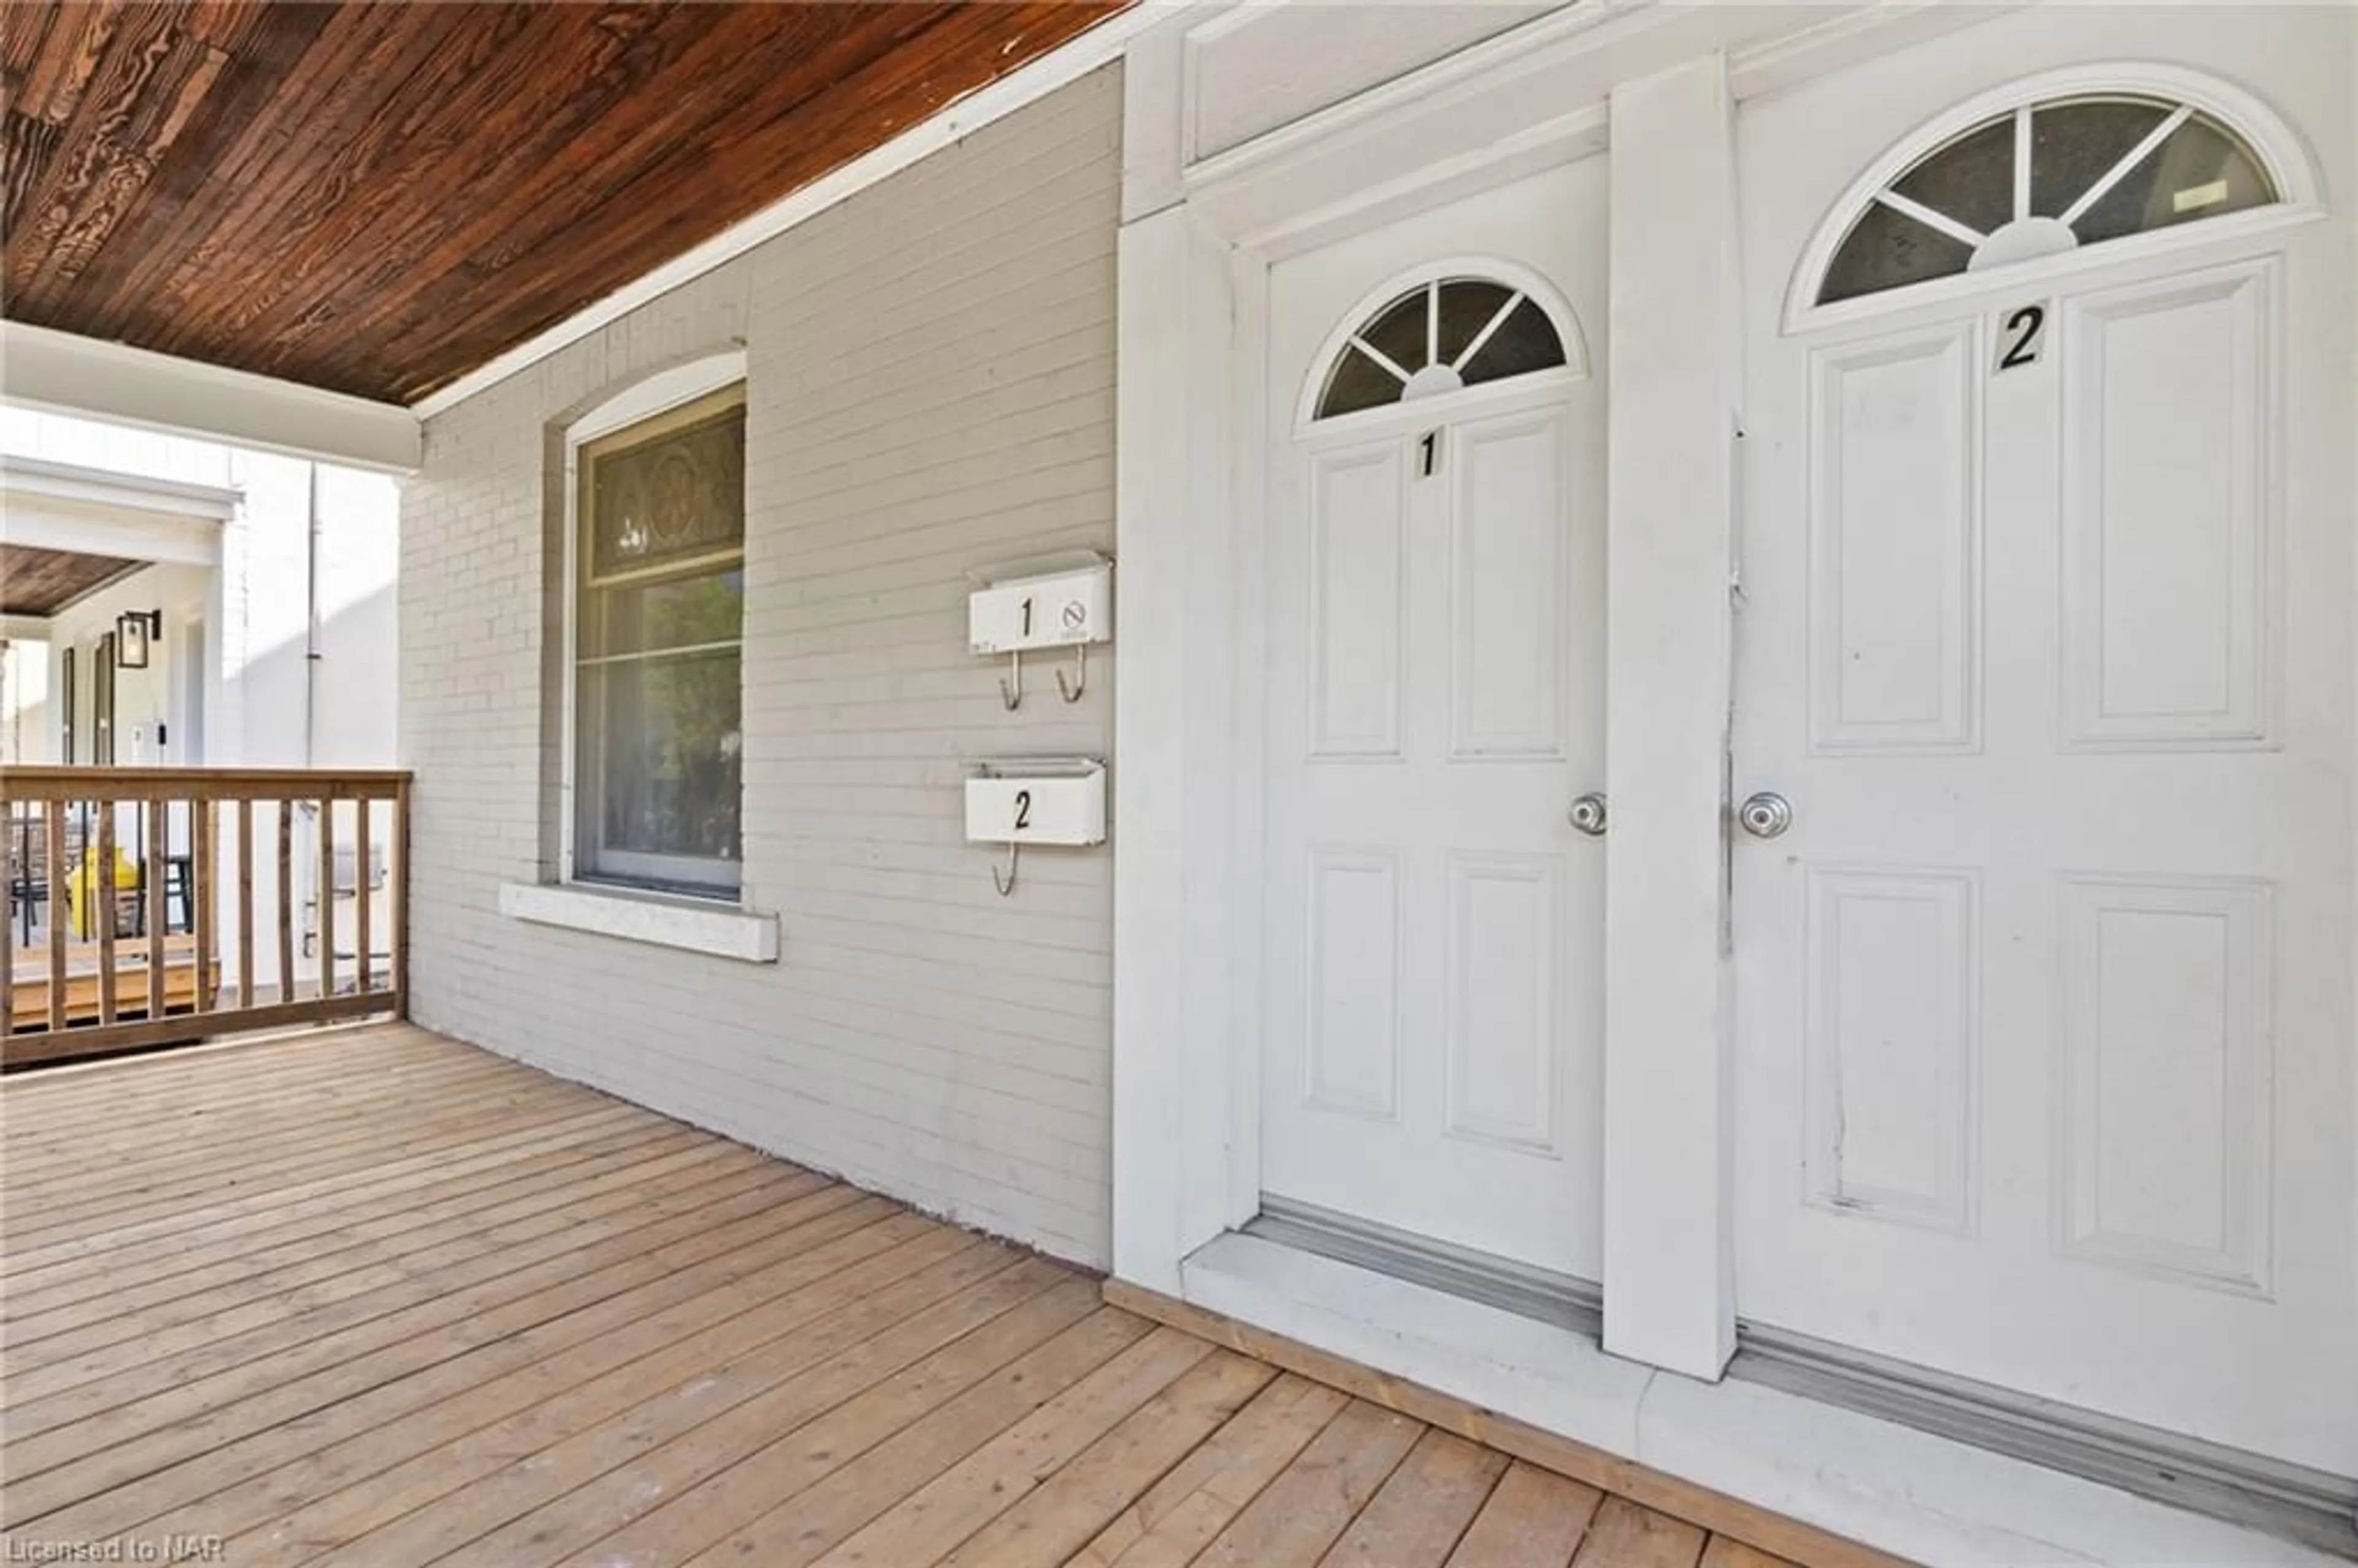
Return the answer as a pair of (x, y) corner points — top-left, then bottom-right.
(1817, 89), (2288, 306)
(1315, 276), (1570, 421)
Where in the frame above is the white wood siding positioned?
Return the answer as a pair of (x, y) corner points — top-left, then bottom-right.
(400, 68), (1121, 1263)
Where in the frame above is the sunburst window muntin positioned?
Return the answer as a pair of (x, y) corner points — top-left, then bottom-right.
(1789, 67), (2317, 330)
(1310, 271), (1578, 424)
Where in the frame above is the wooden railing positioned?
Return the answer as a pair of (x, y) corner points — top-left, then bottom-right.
(0, 767), (410, 1068)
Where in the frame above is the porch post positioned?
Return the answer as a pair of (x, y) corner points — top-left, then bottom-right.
(1111, 200), (1240, 1292)
(1600, 52), (1740, 1381)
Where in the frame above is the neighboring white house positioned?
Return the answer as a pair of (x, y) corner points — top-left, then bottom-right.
(5, 4), (2351, 1565)
(0, 408), (399, 993)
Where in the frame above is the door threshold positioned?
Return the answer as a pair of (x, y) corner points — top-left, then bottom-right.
(1246, 1193), (1602, 1340)
(1183, 1229), (2347, 1566)
(1730, 1323), (2357, 1559)
(1244, 1197), (2354, 1558)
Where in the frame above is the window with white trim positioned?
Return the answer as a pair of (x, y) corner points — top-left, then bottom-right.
(573, 383), (745, 896)
(1315, 276), (1567, 420)
(1819, 94), (2280, 305)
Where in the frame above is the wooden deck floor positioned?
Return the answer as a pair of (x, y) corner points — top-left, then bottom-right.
(1, 1024), (1878, 1568)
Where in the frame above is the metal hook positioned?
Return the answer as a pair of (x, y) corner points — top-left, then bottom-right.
(1056, 643), (1088, 704)
(998, 650), (1024, 710)
(990, 841), (1021, 897)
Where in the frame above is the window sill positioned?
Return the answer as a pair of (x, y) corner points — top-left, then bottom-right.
(498, 881), (779, 963)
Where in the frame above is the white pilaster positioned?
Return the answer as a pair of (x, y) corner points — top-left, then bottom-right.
(1600, 51), (1741, 1381)
(1111, 201), (1240, 1291)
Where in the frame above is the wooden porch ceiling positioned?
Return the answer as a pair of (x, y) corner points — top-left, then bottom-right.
(0, 541), (139, 615)
(0, 1023), (1901, 1568)
(0, 2), (1126, 406)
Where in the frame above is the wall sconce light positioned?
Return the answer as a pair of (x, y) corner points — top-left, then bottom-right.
(116, 609), (160, 669)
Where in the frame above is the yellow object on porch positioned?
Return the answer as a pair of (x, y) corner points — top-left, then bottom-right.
(66, 845), (140, 939)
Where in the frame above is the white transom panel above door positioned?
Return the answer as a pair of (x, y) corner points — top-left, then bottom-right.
(1731, 29), (2354, 1478)
(1256, 158), (1608, 1281)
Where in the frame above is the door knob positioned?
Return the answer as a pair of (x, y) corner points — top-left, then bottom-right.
(1567, 793), (1608, 836)
(1737, 791), (1792, 839)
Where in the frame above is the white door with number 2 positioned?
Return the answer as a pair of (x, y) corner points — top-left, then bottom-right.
(1731, 21), (2354, 1475)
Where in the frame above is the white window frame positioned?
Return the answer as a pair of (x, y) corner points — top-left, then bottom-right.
(558, 350), (750, 902)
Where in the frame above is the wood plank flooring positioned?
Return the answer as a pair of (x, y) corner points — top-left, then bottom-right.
(1, 1023), (1847, 1567)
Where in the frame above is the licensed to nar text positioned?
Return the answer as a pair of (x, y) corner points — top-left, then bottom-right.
(3, 1539), (227, 1564)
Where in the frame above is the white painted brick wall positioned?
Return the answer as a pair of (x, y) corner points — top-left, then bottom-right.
(400, 68), (1121, 1265)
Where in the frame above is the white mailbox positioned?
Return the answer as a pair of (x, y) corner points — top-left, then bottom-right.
(964, 759), (1106, 847)
(965, 759), (1105, 896)
(968, 562), (1111, 654)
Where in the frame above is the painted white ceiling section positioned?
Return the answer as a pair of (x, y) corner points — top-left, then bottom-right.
(1137, 1), (2017, 252)
(1181, 1), (1564, 159)
(0, 321), (420, 475)
(0, 453), (236, 566)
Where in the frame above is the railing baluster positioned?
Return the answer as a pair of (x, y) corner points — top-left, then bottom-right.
(96, 798), (117, 1026)
(356, 798), (374, 996)
(193, 796), (216, 1014)
(317, 795), (336, 1002)
(276, 799), (295, 1006)
(45, 801), (66, 1033)
(392, 778), (410, 1017)
(146, 797), (167, 1020)
(2, 794), (15, 1039)
(237, 798), (255, 1011)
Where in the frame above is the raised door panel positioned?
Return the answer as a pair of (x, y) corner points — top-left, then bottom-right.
(1448, 409), (1566, 760)
(1308, 442), (1409, 758)
(2059, 259), (2274, 750)
(1444, 852), (1563, 1154)
(1801, 866), (1977, 1232)
(2055, 874), (2273, 1294)
(1807, 322), (1981, 754)
(1303, 847), (1403, 1121)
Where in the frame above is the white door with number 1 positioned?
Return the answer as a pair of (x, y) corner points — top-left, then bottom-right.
(1258, 160), (1608, 1279)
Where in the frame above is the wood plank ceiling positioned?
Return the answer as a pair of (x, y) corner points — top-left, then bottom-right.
(0, 2), (1125, 405)
(0, 541), (139, 615)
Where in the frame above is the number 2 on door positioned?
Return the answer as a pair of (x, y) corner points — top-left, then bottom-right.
(1996, 303), (2047, 372)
